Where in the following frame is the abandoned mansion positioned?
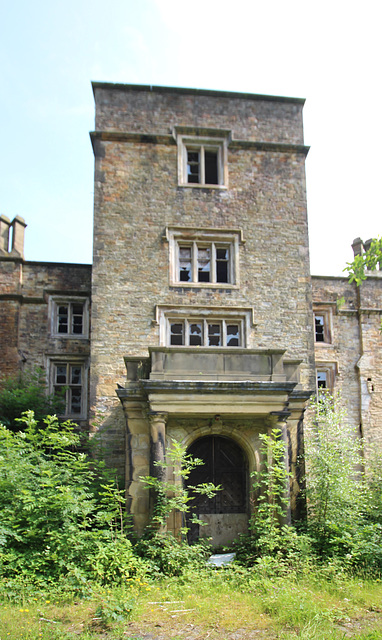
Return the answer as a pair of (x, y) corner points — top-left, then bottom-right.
(1, 84), (381, 544)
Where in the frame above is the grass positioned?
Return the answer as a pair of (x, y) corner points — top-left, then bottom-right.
(1, 568), (382, 640)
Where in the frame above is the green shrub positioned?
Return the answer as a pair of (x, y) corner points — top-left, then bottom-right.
(135, 532), (211, 577)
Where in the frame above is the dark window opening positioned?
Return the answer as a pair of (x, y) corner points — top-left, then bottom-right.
(227, 324), (239, 347)
(205, 150), (218, 184)
(170, 323), (184, 346)
(216, 247), (229, 283)
(189, 323), (202, 346)
(315, 315), (325, 342)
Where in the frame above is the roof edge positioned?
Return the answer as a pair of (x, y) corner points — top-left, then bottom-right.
(91, 82), (305, 105)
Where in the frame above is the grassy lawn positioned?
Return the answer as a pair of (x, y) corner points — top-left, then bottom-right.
(2, 569), (382, 640)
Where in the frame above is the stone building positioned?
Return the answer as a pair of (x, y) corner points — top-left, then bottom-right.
(1, 84), (381, 544)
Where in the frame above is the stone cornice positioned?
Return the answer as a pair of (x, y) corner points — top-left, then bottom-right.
(92, 82), (306, 105)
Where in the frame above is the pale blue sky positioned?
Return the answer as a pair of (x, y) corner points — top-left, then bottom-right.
(1, 0), (381, 275)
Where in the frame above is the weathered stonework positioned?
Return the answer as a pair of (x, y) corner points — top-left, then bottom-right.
(1, 84), (381, 543)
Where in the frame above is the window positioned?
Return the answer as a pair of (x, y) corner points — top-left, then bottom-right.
(175, 129), (229, 187)
(166, 227), (243, 288)
(178, 242), (230, 284)
(315, 363), (337, 396)
(51, 298), (89, 338)
(168, 318), (241, 347)
(155, 304), (254, 348)
(51, 361), (87, 417)
(313, 309), (332, 344)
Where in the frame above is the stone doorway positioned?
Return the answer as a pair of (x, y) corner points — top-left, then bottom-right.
(186, 435), (248, 546)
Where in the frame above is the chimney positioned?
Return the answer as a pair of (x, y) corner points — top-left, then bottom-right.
(351, 237), (363, 258)
(0, 214), (11, 254)
(10, 216), (27, 258)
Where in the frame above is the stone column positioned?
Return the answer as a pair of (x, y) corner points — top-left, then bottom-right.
(149, 411), (168, 482)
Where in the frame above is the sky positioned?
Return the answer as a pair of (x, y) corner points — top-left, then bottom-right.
(1, 0), (381, 276)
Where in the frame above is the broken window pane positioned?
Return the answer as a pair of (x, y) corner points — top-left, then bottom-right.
(317, 371), (327, 388)
(70, 387), (82, 414)
(197, 246), (211, 282)
(187, 150), (200, 183)
(72, 304), (84, 334)
(208, 323), (221, 346)
(315, 315), (325, 342)
(189, 322), (203, 346)
(170, 322), (184, 345)
(179, 246), (192, 281)
(58, 305), (68, 333)
(205, 150), (218, 184)
(56, 365), (67, 384)
(226, 324), (240, 347)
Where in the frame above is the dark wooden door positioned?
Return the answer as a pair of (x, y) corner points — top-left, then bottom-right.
(186, 436), (247, 540)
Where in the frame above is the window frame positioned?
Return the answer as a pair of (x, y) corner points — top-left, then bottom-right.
(155, 305), (254, 348)
(50, 297), (89, 339)
(167, 317), (243, 348)
(176, 132), (229, 188)
(315, 362), (337, 396)
(49, 358), (88, 419)
(165, 226), (243, 288)
(313, 307), (332, 344)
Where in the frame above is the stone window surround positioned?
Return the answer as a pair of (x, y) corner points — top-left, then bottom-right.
(174, 126), (230, 188)
(48, 355), (88, 419)
(313, 306), (333, 345)
(155, 304), (254, 348)
(315, 361), (337, 395)
(165, 226), (243, 289)
(50, 296), (90, 339)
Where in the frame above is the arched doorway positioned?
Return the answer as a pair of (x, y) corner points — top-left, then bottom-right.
(186, 435), (248, 545)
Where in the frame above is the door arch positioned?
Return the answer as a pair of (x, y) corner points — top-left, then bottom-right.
(186, 435), (248, 545)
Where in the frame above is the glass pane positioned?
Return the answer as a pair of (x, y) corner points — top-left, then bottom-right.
(317, 371), (327, 388)
(189, 323), (202, 346)
(58, 305), (68, 333)
(187, 150), (200, 183)
(72, 304), (84, 334)
(170, 323), (184, 345)
(197, 246), (211, 282)
(179, 246), (192, 282)
(315, 315), (325, 342)
(205, 150), (218, 184)
(56, 365), (67, 384)
(70, 388), (82, 414)
(208, 323), (221, 346)
(71, 366), (82, 385)
(226, 324), (240, 347)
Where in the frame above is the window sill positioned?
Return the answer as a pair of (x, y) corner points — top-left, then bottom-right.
(178, 183), (228, 190)
(169, 282), (238, 290)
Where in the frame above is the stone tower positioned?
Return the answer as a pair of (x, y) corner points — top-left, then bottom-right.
(90, 84), (315, 542)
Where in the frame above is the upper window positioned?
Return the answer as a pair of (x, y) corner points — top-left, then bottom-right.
(155, 304), (253, 348)
(165, 227), (243, 288)
(175, 129), (229, 188)
(169, 318), (242, 347)
(51, 298), (89, 338)
(313, 309), (332, 344)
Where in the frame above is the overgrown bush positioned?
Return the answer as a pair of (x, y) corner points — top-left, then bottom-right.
(0, 368), (64, 431)
(135, 531), (211, 577)
(304, 394), (382, 569)
(0, 411), (148, 592)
